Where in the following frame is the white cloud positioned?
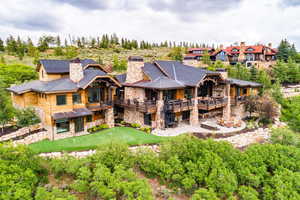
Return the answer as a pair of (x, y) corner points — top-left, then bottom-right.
(0, 0), (299, 49)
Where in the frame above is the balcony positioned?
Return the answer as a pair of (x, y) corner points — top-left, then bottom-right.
(231, 96), (248, 105)
(87, 101), (114, 111)
(197, 97), (228, 110)
(114, 99), (157, 113)
(164, 99), (193, 112)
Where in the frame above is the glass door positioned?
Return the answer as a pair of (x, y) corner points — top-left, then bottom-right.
(74, 117), (84, 133)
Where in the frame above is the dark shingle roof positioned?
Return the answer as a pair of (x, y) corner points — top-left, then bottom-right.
(52, 108), (92, 120)
(8, 69), (109, 94)
(143, 62), (167, 80)
(128, 77), (185, 90)
(154, 60), (218, 86)
(39, 59), (97, 74)
(228, 78), (262, 87)
(115, 73), (127, 84)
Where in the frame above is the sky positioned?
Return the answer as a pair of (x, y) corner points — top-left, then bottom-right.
(0, 0), (300, 49)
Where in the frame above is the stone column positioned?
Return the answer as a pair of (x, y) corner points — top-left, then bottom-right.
(105, 108), (115, 128)
(155, 91), (164, 129)
(223, 83), (231, 121)
(190, 87), (199, 126)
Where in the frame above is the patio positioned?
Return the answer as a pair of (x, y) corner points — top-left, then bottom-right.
(152, 118), (246, 137)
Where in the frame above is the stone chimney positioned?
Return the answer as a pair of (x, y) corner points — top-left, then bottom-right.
(238, 42), (246, 62)
(216, 68), (228, 80)
(125, 56), (144, 83)
(268, 43), (272, 48)
(70, 58), (84, 83)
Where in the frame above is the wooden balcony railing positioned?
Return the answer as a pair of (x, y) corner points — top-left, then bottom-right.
(231, 96), (248, 105)
(197, 97), (228, 110)
(114, 99), (157, 113)
(87, 101), (114, 111)
(164, 99), (193, 112)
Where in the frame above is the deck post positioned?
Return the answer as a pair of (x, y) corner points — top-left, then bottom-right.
(223, 83), (231, 121)
(155, 90), (164, 129)
(190, 87), (199, 126)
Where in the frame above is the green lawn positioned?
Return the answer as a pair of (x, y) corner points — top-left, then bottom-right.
(29, 127), (168, 153)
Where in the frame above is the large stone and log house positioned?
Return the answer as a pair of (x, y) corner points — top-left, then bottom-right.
(183, 42), (277, 69)
(8, 57), (261, 140)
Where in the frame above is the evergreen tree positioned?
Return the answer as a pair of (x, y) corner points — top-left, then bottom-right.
(64, 39), (68, 47)
(169, 47), (183, 61)
(202, 50), (212, 65)
(250, 66), (258, 82)
(90, 38), (96, 48)
(0, 88), (15, 133)
(0, 38), (4, 52)
(56, 35), (61, 47)
(6, 35), (17, 54)
(277, 39), (297, 62)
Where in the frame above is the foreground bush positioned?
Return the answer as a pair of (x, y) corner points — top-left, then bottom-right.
(0, 143), (47, 200)
(136, 136), (300, 199)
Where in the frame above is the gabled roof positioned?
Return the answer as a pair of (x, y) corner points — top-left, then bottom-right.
(228, 78), (262, 87)
(7, 69), (118, 94)
(115, 73), (127, 84)
(39, 59), (97, 74)
(124, 77), (185, 90)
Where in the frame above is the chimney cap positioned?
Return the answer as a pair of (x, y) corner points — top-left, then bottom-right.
(71, 58), (81, 63)
(128, 56), (143, 62)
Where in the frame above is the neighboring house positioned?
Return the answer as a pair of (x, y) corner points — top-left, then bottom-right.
(115, 56), (261, 129)
(184, 42), (277, 68)
(8, 58), (120, 140)
(183, 47), (215, 67)
(8, 57), (261, 140)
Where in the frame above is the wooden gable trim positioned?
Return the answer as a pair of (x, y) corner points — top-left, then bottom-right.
(83, 64), (108, 73)
(82, 75), (121, 89)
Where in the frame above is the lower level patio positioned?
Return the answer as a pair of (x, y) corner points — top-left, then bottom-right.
(152, 118), (246, 137)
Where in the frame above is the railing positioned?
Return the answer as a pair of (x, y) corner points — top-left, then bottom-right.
(114, 99), (157, 113)
(231, 96), (248, 105)
(87, 101), (114, 111)
(164, 99), (193, 112)
(197, 97), (228, 110)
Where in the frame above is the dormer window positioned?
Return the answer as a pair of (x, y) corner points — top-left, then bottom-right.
(246, 48), (254, 52)
(232, 48), (239, 52)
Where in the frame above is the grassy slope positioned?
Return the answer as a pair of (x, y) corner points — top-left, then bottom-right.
(29, 127), (168, 153)
(0, 47), (172, 67)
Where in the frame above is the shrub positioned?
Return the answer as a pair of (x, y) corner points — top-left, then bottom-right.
(35, 187), (76, 200)
(192, 188), (219, 200)
(238, 186), (259, 200)
(140, 127), (151, 134)
(270, 128), (300, 147)
(16, 107), (40, 128)
(131, 123), (141, 128)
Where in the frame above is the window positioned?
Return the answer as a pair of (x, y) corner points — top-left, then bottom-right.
(56, 119), (70, 133)
(243, 88), (248, 95)
(144, 114), (152, 126)
(163, 90), (176, 101)
(56, 95), (66, 105)
(72, 93), (82, 104)
(88, 88), (100, 103)
(232, 48), (239, 52)
(184, 88), (193, 99)
(182, 111), (190, 121)
(86, 115), (92, 122)
(246, 48), (254, 52)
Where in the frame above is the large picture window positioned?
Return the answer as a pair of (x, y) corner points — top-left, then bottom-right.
(88, 88), (100, 103)
(72, 93), (82, 104)
(56, 119), (70, 133)
(56, 95), (66, 105)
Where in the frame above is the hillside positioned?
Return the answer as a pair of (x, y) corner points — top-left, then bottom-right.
(0, 47), (173, 68)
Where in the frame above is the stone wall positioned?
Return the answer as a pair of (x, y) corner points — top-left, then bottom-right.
(105, 108), (115, 128)
(125, 61), (144, 83)
(282, 84), (300, 98)
(231, 103), (247, 120)
(124, 108), (144, 125)
(124, 87), (145, 101)
(0, 123), (42, 142)
(13, 130), (51, 145)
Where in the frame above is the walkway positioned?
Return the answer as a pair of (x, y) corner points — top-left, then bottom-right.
(152, 119), (246, 137)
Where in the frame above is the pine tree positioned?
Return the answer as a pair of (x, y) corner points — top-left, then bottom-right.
(56, 35), (61, 47)
(6, 35), (17, 54)
(0, 38), (4, 52)
(250, 66), (258, 82)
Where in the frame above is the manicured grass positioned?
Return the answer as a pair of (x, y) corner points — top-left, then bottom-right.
(29, 127), (168, 153)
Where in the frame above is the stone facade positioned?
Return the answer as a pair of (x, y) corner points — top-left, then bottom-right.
(190, 98), (199, 126)
(69, 62), (84, 82)
(124, 87), (145, 101)
(155, 100), (165, 129)
(223, 83), (231, 121)
(105, 108), (115, 128)
(125, 60), (144, 83)
(231, 103), (247, 120)
(124, 108), (144, 125)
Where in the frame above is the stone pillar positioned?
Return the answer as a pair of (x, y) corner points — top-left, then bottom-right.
(190, 87), (199, 126)
(155, 91), (165, 129)
(105, 108), (115, 128)
(223, 83), (231, 121)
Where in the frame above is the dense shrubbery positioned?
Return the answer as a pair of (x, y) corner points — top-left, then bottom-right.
(48, 142), (153, 200)
(136, 136), (300, 199)
(0, 143), (47, 200)
(280, 96), (300, 132)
